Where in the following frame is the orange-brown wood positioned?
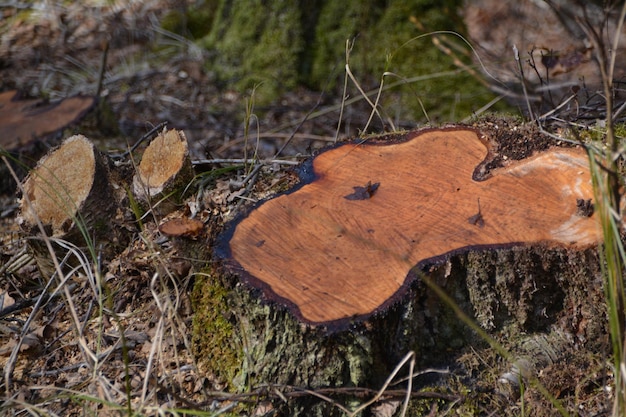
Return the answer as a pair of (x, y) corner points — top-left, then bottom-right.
(223, 128), (601, 325)
(159, 218), (204, 237)
(0, 90), (95, 150)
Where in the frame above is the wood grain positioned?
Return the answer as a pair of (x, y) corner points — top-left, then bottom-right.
(133, 128), (193, 214)
(222, 128), (601, 325)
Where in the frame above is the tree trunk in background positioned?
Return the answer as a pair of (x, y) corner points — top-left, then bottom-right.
(162, 0), (498, 123)
(163, 0), (626, 123)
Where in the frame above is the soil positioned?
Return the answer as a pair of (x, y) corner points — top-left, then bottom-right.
(0, 1), (617, 416)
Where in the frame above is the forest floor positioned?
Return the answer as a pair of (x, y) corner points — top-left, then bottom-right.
(0, 1), (618, 416)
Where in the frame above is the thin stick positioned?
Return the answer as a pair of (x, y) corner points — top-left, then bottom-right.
(273, 89), (326, 159)
(349, 351), (416, 416)
(192, 158), (300, 166)
(514, 44), (535, 121)
(537, 93), (578, 121)
(345, 63), (385, 135)
(109, 121), (168, 160)
(335, 39), (353, 142)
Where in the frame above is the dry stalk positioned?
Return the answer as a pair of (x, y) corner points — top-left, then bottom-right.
(2, 156), (96, 391)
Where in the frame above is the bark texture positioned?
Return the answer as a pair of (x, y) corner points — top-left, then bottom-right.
(194, 244), (606, 415)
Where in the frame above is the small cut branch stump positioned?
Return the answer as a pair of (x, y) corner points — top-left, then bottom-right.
(17, 135), (130, 277)
(199, 126), (609, 413)
(133, 128), (193, 214)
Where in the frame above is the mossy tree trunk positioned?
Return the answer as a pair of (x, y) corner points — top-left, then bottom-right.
(192, 244), (606, 415)
(162, 0), (501, 122)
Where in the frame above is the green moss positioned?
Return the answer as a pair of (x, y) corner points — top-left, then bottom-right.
(199, 0), (304, 104)
(308, 0), (510, 123)
(161, 2), (219, 40)
(179, 0), (511, 120)
(569, 121), (626, 143)
(191, 271), (243, 390)
(346, 335), (371, 386)
(191, 266), (376, 414)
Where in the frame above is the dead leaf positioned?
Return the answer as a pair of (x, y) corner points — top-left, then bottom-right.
(344, 181), (380, 200)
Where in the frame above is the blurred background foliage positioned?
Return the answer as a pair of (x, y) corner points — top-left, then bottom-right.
(161, 0), (510, 125)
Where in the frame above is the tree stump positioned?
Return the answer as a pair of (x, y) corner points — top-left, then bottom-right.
(16, 129), (196, 279)
(219, 127), (599, 327)
(133, 128), (194, 215)
(17, 135), (129, 277)
(0, 90), (95, 194)
(193, 126), (609, 415)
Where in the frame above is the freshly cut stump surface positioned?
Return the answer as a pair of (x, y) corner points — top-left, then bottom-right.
(20, 135), (99, 235)
(133, 128), (192, 211)
(218, 127), (601, 326)
(18, 134), (129, 277)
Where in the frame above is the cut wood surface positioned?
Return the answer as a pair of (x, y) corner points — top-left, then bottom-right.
(16, 129), (195, 278)
(0, 90), (95, 150)
(219, 127), (602, 326)
(20, 135), (106, 235)
(133, 128), (193, 212)
(159, 217), (204, 237)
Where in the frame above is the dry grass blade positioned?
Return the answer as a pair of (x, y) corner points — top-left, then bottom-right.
(348, 351), (416, 417)
(344, 63), (386, 135)
(141, 273), (165, 404)
(2, 156), (106, 393)
(2, 155), (98, 390)
(3, 251), (57, 393)
(335, 39), (353, 142)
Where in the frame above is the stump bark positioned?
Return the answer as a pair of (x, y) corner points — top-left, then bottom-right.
(194, 126), (609, 415)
